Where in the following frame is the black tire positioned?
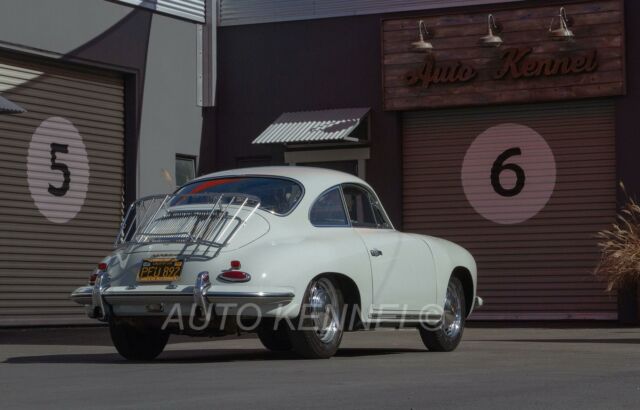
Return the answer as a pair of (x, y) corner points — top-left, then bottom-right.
(288, 277), (344, 359)
(257, 318), (293, 351)
(419, 276), (466, 352)
(109, 320), (170, 361)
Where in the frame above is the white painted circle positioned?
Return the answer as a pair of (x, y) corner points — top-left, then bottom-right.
(27, 117), (90, 224)
(461, 123), (556, 225)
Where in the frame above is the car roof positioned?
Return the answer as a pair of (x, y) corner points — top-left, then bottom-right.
(192, 166), (370, 193)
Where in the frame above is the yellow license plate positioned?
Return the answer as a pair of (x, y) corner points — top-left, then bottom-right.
(137, 259), (183, 282)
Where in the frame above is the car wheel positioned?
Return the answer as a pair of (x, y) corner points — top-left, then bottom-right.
(257, 318), (292, 351)
(419, 276), (466, 352)
(109, 320), (170, 361)
(288, 277), (344, 359)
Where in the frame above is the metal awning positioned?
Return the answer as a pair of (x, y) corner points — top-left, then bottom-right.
(0, 95), (26, 114)
(252, 107), (369, 144)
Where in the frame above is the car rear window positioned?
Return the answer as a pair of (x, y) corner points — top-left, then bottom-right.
(172, 177), (304, 215)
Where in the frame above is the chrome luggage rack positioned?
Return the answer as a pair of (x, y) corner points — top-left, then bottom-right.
(114, 193), (261, 258)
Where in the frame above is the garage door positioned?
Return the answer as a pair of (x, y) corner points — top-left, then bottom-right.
(402, 100), (617, 320)
(0, 53), (124, 326)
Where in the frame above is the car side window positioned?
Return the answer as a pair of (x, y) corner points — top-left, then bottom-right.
(309, 187), (349, 227)
(371, 200), (392, 229)
(342, 185), (377, 228)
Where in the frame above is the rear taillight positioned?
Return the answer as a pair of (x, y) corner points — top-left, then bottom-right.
(90, 262), (108, 285)
(218, 270), (251, 283)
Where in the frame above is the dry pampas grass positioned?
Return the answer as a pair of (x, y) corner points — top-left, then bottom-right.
(595, 183), (640, 292)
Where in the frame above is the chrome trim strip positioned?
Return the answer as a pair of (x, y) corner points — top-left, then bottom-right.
(77, 291), (294, 300)
(216, 272), (252, 283)
(369, 312), (442, 321)
(207, 291), (295, 299)
(105, 292), (193, 298)
(371, 314), (423, 320)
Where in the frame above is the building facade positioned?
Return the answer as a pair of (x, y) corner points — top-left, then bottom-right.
(207, 0), (639, 321)
(0, 0), (212, 325)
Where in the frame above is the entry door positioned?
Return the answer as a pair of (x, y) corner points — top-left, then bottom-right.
(0, 53), (124, 326)
(402, 100), (617, 320)
(342, 184), (436, 313)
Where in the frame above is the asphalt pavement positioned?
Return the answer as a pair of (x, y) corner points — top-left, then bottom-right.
(0, 325), (639, 409)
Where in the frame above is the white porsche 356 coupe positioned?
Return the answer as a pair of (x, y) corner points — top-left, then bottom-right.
(71, 167), (479, 359)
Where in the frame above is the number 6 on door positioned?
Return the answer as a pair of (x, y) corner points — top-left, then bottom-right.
(461, 123), (556, 225)
(491, 147), (526, 198)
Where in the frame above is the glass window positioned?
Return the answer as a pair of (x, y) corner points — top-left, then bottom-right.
(371, 201), (392, 229)
(310, 188), (348, 227)
(342, 185), (377, 227)
(173, 177), (304, 215)
(176, 155), (196, 187)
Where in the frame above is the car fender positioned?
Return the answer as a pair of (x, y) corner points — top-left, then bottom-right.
(224, 228), (373, 318)
(415, 235), (477, 309)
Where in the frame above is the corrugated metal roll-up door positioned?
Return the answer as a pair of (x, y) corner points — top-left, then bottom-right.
(0, 54), (124, 326)
(402, 100), (617, 320)
(219, 0), (522, 26)
(115, 0), (206, 22)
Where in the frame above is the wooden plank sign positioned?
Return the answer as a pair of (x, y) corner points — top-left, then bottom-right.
(382, 0), (625, 111)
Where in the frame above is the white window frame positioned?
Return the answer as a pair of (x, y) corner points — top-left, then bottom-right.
(175, 154), (198, 187)
(284, 147), (370, 179)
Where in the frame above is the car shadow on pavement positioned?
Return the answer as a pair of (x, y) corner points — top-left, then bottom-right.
(484, 338), (640, 344)
(3, 347), (426, 365)
(0, 327), (255, 346)
(0, 326), (113, 346)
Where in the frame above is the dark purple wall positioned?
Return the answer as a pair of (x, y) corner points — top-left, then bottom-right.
(2, 10), (152, 206)
(208, 0), (639, 321)
(66, 9), (153, 206)
(615, 0), (640, 323)
(208, 15), (403, 226)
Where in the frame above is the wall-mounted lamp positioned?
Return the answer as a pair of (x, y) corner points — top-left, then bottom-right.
(479, 14), (503, 47)
(412, 20), (433, 51)
(549, 7), (574, 41)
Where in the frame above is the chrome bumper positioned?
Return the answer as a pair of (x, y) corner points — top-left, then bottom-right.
(70, 273), (295, 321)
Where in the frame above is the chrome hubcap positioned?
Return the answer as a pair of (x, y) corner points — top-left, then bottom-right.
(308, 278), (341, 344)
(443, 281), (463, 339)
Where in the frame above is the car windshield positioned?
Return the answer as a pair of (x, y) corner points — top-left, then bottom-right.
(172, 177), (304, 215)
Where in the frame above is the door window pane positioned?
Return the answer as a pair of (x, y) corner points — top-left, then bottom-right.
(371, 201), (392, 229)
(309, 188), (348, 226)
(176, 155), (196, 187)
(342, 185), (376, 227)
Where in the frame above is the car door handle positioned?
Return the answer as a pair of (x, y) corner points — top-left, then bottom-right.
(370, 249), (383, 257)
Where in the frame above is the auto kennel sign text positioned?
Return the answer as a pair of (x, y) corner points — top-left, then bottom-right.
(405, 47), (598, 88)
(381, 0), (625, 111)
